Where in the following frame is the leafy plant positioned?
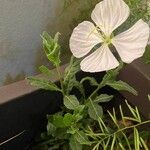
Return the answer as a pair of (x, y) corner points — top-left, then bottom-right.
(27, 32), (150, 150)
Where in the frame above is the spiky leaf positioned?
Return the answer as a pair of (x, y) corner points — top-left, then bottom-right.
(27, 77), (60, 91)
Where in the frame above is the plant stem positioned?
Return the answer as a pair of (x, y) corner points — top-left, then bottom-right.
(89, 83), (104, 99)
(56, 64), (65, 95)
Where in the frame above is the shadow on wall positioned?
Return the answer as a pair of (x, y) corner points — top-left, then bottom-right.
(0, 0), (85, 86)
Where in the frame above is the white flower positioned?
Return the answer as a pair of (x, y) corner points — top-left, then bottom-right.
(70, 0), (150, 72)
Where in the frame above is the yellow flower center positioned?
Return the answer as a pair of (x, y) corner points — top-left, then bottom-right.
(103, 35), (112, 45)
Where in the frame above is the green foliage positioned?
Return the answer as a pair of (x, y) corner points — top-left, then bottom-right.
(41, 32), (61, 67)
(39, 65), (53, 77)
(27, 77), (61, 92)
(143, 46), (150, 64)
(27, 31), (150, 150)
(64, 95), (80, 110)
(106, 80), (138, 96)
(63, 56), (82, 95)
(69, 135), (82, 150)
(94, 94), (114, 103)
(87, 98), (103, 120)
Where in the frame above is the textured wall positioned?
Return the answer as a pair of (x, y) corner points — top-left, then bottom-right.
(0, 0), (81, 86)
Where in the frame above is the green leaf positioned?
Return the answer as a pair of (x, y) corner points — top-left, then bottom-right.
(63, 56), (81, 94)
(74, 131), (91, 145)
(73, 80), (85, 97)
(140, 137), (149, 150)
(53, 114), (66, 128)
(70, 135), (82, 150)
(39, 65), (52, 76)
(27, 77), (60, 91)
(47, 122), (56, 135)
(80, 77), (98, 86)
(106, 80), (138, 96)
(94, 94), (114, 103)
(41, 32), (61, 66)
(64, 95), (79, 110)
(111, 134), (116, 150)
(102, 62), (124, 83)
(88, 99), (103, 120)
(143, 45), (150, 64)
(134, 127), (140, 150)
(67, 126), (77, 135)
(63, 113), (74, 126)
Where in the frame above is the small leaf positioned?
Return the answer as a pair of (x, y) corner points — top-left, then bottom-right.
(94, 94), (114, 103)
(88, 99), (103, 120)
(106, 80), (138, 96)
(63, 56), (81, 94)
(47, 122), (56, 135)
(73, 81), (85, 97)
(102, 62), (124, 83)
(53, 114), (65, 128)
(67, 126), (77, 135)
(39, 65), (52, 76)
(41, 32), (61, 66)
(74, 131), (91, 145)
(80, 77), (98, 86)
(134, 127), (140, 150)
(111, 134), (116, 150)
(63, 113), (74, 126)
(69, 135), (82, 150)
(140, 137), (149, 150)
(27, 77), (60, 91)
(64, 95), (79, 110)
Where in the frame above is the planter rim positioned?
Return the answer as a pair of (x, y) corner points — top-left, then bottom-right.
(0, 64), (67, 105)
(0, 59), (149, 118)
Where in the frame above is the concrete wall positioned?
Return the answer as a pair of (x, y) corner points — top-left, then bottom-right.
(0, 0), (82, 86)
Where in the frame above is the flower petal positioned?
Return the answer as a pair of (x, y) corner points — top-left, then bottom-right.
(80, 44), (119, 72)
(70, 21), (102, 58)
(112, 20), (150, 63)
(91, 0), (129, 36)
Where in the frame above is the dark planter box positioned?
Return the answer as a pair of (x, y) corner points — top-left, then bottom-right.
(0, 59), (150, 150)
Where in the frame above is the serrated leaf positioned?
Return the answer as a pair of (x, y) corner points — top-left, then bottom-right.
(94, 94), (114, 103)
(41, 32), (61, 66)
(64, 95), (79, 110)
(74, 131), (91, 145)
(88, 99), (103, 120)
(53, 114), (66, 128)
(80, 77), (98, 86)
(47, 122), (56, 135)
(63, 56), (81, 94)
(27, 77), (60, 91)
(63, 113), (74, 126)
(106, 80), (138, 96)
(39, 65), (52, 76)
(70, 135), (82, 150)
